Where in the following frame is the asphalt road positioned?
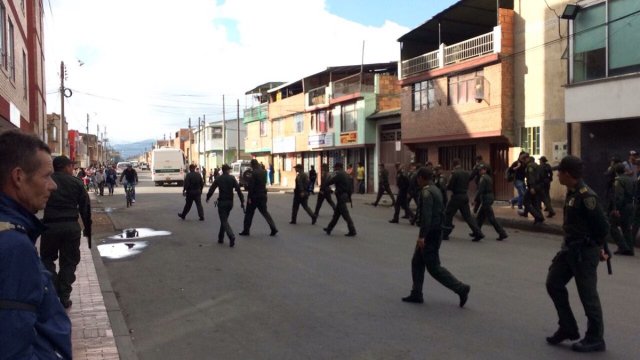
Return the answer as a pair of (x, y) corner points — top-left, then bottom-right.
(95, 172), (640, 360)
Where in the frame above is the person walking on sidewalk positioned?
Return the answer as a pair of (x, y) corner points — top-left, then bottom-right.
(473, 164), (508, 241)
(545, 155), (610, 352)
(40, 155), (92, 309)
(0, 131), (72, 360)
(520, 155), (545, 224)
(323, 162), (357, 236)
(308, 165), (317, 195)
(178, 164), (205, 221)
(356, 161), (365, 194)
(401, 167), (470, 307)
(313, 163), (336, 218)
(206, 164), (244, 247)
(95, 167), (106, 196)
(290, 164), (316, 225)
(372, 163), (395, 207)
(105, 164), (117, 195)
(539, 156), (556, 217)
(509, 151), (527, 209)
(442, 159), (484, 241)
(390, 163), (414, 224)
(609, 163), (635, 256)
(239, 159), (278, 236)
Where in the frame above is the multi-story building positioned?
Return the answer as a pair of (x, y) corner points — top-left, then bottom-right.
(46, 113), (68, 155)
(398, 0), (515, 199)
(192, 118), (248, 170)
(563, 0), (640, 196)
(244, 82), (284, 168)
(0, 0), (47, 138)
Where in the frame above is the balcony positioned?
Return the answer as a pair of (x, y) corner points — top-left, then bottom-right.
(401, 28), (498, 79)
(243, 103), (268, 124)
(332, 73), (374, 99)
(307, 86), (328, 107)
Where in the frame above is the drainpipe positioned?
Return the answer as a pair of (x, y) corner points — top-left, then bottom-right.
(565, 19), (572, 155)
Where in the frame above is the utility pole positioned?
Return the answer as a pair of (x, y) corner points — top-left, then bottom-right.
(86, 114), (90, 166)
(59, 62), (66, 156)
(222, 95), (226, 164)
(198, 116), (202, 167)
(236, 99), (240, 161)
(188, 117), (192, 164)
(203, 114), (207, 170)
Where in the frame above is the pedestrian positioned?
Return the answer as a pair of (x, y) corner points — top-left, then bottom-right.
(202, 167), (207, 183)
(206, 164), (245, 247)
(442, 158), (484, 241)
(623, 150), (638, 177)
(40, 155), (92, 309)
(308, 165), (317, 194)
(313, 163), (337, 219)
(539, 156), (556, 217)
(401, 167), (470, 307)
(372, 163), (395, 207)
(209, 169), (214, 184)
(0, 130), (73, 360)
(408, 162), (421, 210)
(390, 163), (414, 224)
(609, 163), (635, 255)
(520, 155), (545, 224)
(545, 155), (610, 352)
(323, 162), (356, 236)
(239, 159), (278, 236)
(473, 164), (508, 241)
(269, 163), (274, 185)
(119, 163), (139, 203)
(95, 166), (106, 196)
(508, 151), (527, 209)
(178, 164), (205, 221)
(290, 164), (316, 225)
(106, 165), (117, 195)
(357, 161), (365, 194)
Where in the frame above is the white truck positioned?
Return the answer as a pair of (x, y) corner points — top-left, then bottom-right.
(151, 148), (187, 186)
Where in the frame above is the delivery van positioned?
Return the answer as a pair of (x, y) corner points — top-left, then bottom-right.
(151, 148), (187, 186)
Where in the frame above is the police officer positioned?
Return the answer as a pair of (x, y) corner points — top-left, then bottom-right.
(401, 167), (470, 306)
(313, 163), (336, 219)
(290, 164), (316, 224)
(433, 164), (448, 208)
(390, 163), (414, 224)
(520, 155), (545, 224)
(473, 164), (508, 241)
(323, 162), (357, 236)
(308, 165), (317, 194)
(468, 155), (491, 185)
(539, 156), (556, 217)
(609, 163), (635, 255)
(545, 155), (609, 352)
(40, 155), (92, 309)
(239, 159), (278, 236)
(372, 163), (395, 207)
(206, 164), (244, 247)
(178, 164), (204, 221)
(442, 159), (484, 241)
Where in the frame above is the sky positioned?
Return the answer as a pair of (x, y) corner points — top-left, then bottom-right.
(44, 0), (458, 144)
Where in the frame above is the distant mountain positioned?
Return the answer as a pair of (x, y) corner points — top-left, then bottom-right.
(111, 139), (155, 160)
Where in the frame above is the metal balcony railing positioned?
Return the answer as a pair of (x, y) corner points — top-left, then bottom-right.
(401, 29), (496, 79)
(243, 103), (268, 123)
(332, 73), (374, 99)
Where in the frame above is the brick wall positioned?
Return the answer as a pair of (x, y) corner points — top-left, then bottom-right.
(376, 73), (401, 111)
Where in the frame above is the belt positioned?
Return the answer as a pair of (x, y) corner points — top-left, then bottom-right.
(42, 216), (78, 223)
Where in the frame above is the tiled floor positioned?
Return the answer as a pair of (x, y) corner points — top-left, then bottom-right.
(68, 240), (120, 360)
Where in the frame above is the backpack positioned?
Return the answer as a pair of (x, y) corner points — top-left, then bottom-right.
(505, 167), (515, 182)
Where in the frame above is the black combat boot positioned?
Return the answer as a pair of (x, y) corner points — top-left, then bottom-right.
(401, 291), (424, 304)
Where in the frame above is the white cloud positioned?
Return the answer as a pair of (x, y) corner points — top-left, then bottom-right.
(45, 0), (408, 143)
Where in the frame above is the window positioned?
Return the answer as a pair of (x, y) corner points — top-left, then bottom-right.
(8, 20), (14, 81)
(22, 50), (26, 99)
(211, 126), (222, 139)
(294, 113), (303, 133)
(341, 103), (357, 133)
(573, 0), (640, 82)
(412, 80), (435, 111)
(438, 145), (476, 171)
(259, 120), (268, 137)
(313, 110), (328, 133)
(0, 4), (6, 69)
(521, 127), (540, 155)
(448, 70), (483, 105)
(273, 118), (283, 137)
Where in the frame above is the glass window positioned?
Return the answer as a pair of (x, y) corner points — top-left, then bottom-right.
(0, 4), (5, 69)
(295, 113), (303, 133)
(573, 3), (606, 82)
(259, 121), (268, 137)
(609, 0), (640, 75)
(8, 20), (14, 80)
(448, 70), (482, 105)
(341, 103), (357, 133)
(412, 80), (436, 111)
(521, 127), (540, 156)
(22, 50), (26, 99)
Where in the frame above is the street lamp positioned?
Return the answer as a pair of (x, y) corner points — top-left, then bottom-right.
(561, 4), (580, 20)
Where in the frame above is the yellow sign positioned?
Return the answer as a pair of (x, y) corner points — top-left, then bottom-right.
(340, 132), (357, 144)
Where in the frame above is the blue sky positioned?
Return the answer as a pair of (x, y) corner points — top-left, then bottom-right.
(325, 0), (458, 28)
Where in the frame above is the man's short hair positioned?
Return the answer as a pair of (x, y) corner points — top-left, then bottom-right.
(189, 164), (196, 171)
(0, 130), (51, 188)
(416, 167), (433, 181)
(250, 159), (259, 167)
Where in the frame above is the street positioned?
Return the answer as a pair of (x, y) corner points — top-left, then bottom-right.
(95, 172), (640, 360)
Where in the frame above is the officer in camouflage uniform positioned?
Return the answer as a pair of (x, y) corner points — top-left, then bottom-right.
(323, 163), (356, 236)
(178, 164), (204, 221)
(206, 164), (244, 247)
(40, 155), (92, 309)
(473, 164), (507, 241)
(609, 163), (635, 255)
(546, 155), (610, 352)
(442, 159), (484, 241)
(401, 167), (470, 307)
(390, 163), (414, 224)
(520, 155), (545, 224)
(372, 163), (395, 207)
(313, 163), (336, 219)
(290, 164), (316, 224)
(239, 159), (278, 236)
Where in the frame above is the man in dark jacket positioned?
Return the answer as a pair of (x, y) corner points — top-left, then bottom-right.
(179, 164), (205, 221)
(40, 155), (92, 309)
(308, 165), (317, 194)
(239, 159), (278, 236)
(609, 163), (635, 255)
(442, 159), (484, 241)
(473, 164), (508, 241)
(119, 163), (139, 202)
(313, 163), (337, 219)
(206, 164), (245, 247)
(520, 156), (545, 224)
(372, 163), (395, 207)
(401, 167), (470, 307)
(390, 163), (414, 224)
(323, 163), (356, 236)
(290, 164), (316, 224)
(0, 130), (72, 359)
(539, 156), (556, 217)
